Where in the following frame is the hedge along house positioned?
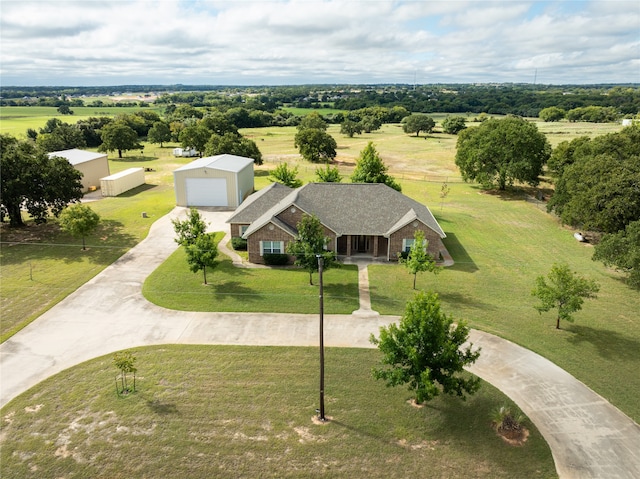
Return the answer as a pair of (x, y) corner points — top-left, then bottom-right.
(48, 149), (110, 193)
(173, 154), (255, 208)
(227, 182), (448, 265)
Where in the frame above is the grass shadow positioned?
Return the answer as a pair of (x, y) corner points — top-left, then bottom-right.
(0, 219), (136, 266)
(111, 154), (156, 162)
(331, 419), (393, 445)
(566, 324), (640, 360)
(324, 282), (360, 308)
(442, 232), (478, 272)
(213, 281), (263, 302)
(437, 291), (496, 311)
(116, 183), (158, 197)
(146, 399), (180, 415)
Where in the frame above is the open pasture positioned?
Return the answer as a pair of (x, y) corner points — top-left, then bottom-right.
(0, 105), (164, 137)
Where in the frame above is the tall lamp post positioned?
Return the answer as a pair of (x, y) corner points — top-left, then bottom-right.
(317, 254), (326, 421)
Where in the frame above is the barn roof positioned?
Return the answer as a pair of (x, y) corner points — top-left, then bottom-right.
(174, 154), (254, 173)
(48, 149), (107, 166)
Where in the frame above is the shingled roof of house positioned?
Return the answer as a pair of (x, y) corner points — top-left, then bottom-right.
(226, 182), (293, 224)
(240, 183), (446, 239)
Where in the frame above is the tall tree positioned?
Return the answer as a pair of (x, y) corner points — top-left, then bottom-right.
(593, 220), (640, 289)
(441, 116), (467, 134)
(178, 124), (210, 156)
(58, 203), (101, 250)
(36, 123), (86, 152)
(286, 214), (336, 285)
(98, 122), (142, 158)
(0, 134), (82, 226)
(350, 142), (401, 191)
(539, 107), (566, 122)
(204, 132), (263, 165)
(402, 114), (435, 137)
(297, 111), (328, 131)
(532, 263), (600, 329)
(294, 128), (337, 163)
(547, 126), (640, 234)
(340, 119), (363, 137)
(172, 208), (207, 246)
(185, 233), (219, 284)
(147, 121), (172, 147)
(399, 230), (440, 289)
(371, 291), (481, 403)
(455, 116), (551, 190)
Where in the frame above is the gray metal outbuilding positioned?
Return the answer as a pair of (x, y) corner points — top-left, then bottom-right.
(173, 154), (254, 207)
(48, 149), (110, 193)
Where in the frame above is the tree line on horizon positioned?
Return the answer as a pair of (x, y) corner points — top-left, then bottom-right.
(2, 83), (638, 118)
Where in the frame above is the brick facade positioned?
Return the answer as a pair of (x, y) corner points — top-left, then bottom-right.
(388, 222), (441, 259)
(247, 222), (295, 264)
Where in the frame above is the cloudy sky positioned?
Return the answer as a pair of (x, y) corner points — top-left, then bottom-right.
(1, 0), (638, 86)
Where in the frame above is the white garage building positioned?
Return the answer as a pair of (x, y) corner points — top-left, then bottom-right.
(173, 154), (255, 208)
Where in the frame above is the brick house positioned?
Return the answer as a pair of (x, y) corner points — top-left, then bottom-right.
(227, 182), (448, 265)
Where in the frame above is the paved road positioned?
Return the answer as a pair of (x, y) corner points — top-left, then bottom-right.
(1, 207), (639, 479)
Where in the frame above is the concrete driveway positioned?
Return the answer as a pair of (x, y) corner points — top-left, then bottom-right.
(1, 207), (639, 478)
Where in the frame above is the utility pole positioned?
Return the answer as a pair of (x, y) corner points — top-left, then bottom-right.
(317, 254), (326, 421)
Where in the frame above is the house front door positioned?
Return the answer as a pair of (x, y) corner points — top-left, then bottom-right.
(355, 235), (370, 253)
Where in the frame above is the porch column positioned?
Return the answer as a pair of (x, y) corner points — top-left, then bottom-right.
(346, 235), (352, 257)
(373, 236), (379, 257)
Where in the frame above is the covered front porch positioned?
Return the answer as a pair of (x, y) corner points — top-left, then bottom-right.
(336, 234), (389, 260)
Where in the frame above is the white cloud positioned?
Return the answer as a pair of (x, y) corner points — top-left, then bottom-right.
(0, 0), (638, 85)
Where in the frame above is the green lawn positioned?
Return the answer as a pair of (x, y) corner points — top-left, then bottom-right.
(143, 238), (360, 314)
(0, 345), (557, 479)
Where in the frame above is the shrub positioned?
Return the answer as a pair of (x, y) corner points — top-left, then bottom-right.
(263, 253), (290, 265)
(231, 236), (247, 250)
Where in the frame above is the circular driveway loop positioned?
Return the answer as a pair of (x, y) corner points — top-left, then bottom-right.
(1, 207), (639, 478)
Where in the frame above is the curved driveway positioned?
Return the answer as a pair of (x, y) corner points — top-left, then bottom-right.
(1, 208), (639, 479)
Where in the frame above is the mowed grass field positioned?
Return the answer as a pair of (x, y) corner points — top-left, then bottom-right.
(0, 105), (164, 137)
(0, 345), (558, 478)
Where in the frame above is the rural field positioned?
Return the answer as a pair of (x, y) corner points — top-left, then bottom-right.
(0, 107), (636, 477)
(0, 345), (557, 478)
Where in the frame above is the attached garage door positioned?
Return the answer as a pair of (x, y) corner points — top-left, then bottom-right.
(185, 178), (228, 206)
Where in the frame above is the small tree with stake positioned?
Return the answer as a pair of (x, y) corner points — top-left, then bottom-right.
(114, 351), (137, 396)
(532, 262), (600, 329)
(185, 233), (219, 284)
(58, 203), (100, 250)
(287, 214), (336, 285)
(172, 208), (207, 246)
(399, 230), (440, 289)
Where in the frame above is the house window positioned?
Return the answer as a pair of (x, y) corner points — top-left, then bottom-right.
(260, 240), (284, 255)
(402, 238), (415, 253)
(240, 225), (248, 235)
(402, 238), (426, 253)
